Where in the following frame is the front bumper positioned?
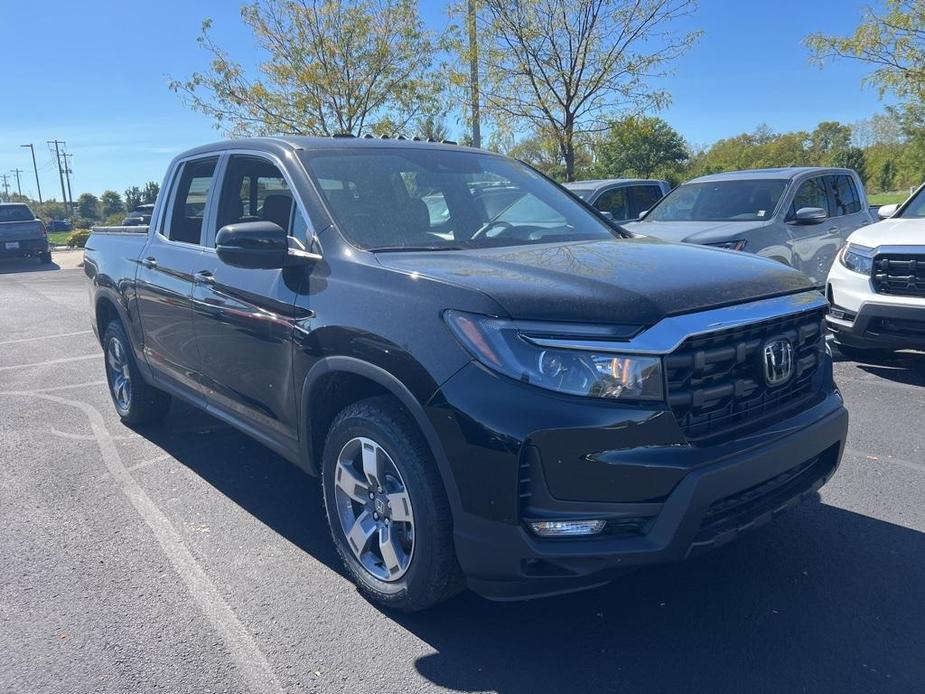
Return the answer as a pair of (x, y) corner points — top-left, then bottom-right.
(827, 260), (925, 349)
(0, 237), (49, 259)
(429, 362), (847, 600)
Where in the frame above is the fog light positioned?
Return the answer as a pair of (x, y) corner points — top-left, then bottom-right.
(528, 520), (606, 537)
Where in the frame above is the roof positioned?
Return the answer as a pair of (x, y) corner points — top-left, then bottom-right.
(563, 178), (667, 191)
(688, 167), (857, 183)
(175, 135), (486, 161)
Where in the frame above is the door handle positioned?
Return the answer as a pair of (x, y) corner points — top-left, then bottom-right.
(827, 226), (840, 234)
(141, 256), (157, 269)
(193, 270), (215, 285)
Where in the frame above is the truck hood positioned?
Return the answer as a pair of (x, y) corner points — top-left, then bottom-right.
(622, 219), (770, 245)
(375, 237), (813, 325)
(847, 217), (925, 248)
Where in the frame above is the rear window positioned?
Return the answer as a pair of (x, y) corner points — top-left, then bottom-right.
(0, 205), (34, 222)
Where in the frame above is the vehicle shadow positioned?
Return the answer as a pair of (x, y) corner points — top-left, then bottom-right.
(834, 347), (925, 387)
(0, 257), (60, 274)
(140, 401), (924, 693)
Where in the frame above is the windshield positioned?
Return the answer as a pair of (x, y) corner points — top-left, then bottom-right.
(302, 148), (619, 251)
(0, 205), (34, 222)
(897, 187), (925, 219)
(645, 179), (787, 223)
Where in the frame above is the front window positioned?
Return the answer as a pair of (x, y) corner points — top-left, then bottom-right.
(0, 205), (34, 222)
(646, 180), (786, 223)
(896, 186), (925, 219)
(302, 148), (619, 251)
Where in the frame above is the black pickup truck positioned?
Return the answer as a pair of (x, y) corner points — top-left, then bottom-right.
(0, 203), (51, 264)
(85, 137), (848, 611)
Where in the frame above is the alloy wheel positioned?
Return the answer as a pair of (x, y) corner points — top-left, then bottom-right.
(106, 337), (132, 413)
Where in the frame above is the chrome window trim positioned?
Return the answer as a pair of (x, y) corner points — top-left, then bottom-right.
(520, 290), (828, 355)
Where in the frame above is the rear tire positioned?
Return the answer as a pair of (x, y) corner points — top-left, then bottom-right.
(102, 320), (171, 425)
(321, 396), (462, 612)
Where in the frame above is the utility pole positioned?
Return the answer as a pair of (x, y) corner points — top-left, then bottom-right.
(0, 174), (10, 201)
(48, 140), (69, 216)
(467, 0), (481, 149)
(20, 144), (43, 205)
(63, 152), (74, 213)
(11, 168), (24, 198)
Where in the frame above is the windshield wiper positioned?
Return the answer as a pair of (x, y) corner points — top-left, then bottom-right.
(371, 245), (467, 253)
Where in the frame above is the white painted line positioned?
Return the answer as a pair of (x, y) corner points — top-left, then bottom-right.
(0, 330), (93, 346)
(0, 354), (99, 371)
(1, 391), (283, 693)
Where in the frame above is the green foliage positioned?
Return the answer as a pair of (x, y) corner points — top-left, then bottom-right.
(592, 116), (689, 180)
(103, 213), (125, 226)
(66, 229), (91, 248)
(142, 181), (159, 204)
(100, 190), (125, 217)
(77, 193), (101, 220)
(688, 125), (811, 176)
(830, 147), (867, 181)
(170, 0), (440, 137)
(124, 186), (143, 210)
(877, 159), (897, 191)
(809, 121), (852, 162)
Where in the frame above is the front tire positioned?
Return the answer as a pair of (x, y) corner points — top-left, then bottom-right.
(321, 396), (462, 612)
(102, 320), (171, 425)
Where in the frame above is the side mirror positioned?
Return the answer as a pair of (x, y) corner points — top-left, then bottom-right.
(791, 207), (827, 224)
(600, 210), (615, 221)
(216, 221), (320, 270)
(638, 209), (649, 220)
(877, 203), (898, 220)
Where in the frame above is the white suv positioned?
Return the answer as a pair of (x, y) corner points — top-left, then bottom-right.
(826, 186), (925, 356)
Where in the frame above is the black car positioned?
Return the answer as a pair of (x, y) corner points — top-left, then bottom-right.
(121, 203), (155, 226)
(0, 203), (51, 263)
(84, 137), (848, 611)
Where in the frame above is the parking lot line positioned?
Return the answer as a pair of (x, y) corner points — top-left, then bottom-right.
(0, 354), (99, 371)
(0, 390), (284, 694)
(0, 330), (93, 346)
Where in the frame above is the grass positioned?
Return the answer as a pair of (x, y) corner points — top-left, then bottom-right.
(868, 191), (911, 206)
(46, 231), (71, 246)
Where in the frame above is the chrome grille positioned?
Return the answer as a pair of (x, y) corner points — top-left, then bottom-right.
(665, 307), (827, 444)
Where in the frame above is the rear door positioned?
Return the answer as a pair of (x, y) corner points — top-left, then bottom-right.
(627, 184), (666, 221)
(827, 173), (871, 248)
(135, 156), (219, 394)
(191, 152), (308, 442)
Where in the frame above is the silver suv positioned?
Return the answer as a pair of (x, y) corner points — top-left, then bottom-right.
(623, 167), (874, 286)
(563, 178), (670, 225)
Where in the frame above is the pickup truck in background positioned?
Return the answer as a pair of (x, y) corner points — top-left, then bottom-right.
(85, 137), (848, 611)
(0, 203), (51, 264)
(562, 178), (670, 224)
(623, 167), (875, 287)
(121, 204), (156, 226)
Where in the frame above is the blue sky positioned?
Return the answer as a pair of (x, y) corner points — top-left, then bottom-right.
(0, 0), (893, 199)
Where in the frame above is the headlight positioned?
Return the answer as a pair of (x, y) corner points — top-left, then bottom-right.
(839, 243), (874, 275)
(706, 239), (747, 251)
(444, 311), (664, 401)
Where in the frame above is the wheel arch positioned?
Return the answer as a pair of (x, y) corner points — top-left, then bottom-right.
(299, 356), (462, 511)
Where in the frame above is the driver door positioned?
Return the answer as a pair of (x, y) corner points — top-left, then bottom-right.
(785, 175), (839, 286)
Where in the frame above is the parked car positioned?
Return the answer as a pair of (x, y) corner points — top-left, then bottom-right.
(47, 219), (73, 232)
(85, 137), (848, 611)
(826, 184), (925, 356)
(0, 203), (51, 264)
(623, 167), (875, 287)
(563, 178), (670, 224)
(121, 203), (156, 226)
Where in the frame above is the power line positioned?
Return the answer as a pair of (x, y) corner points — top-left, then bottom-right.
(0, 174), (10, 201)
(63, 152), (74, 212)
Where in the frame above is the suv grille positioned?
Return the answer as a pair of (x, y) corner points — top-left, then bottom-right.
(665, 306), (826, 444)
(873, 253), (925, 298)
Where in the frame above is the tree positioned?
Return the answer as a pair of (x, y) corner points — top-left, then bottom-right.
(830, 146), (867, 182)
(170, 0), (440, 137)
(807, 1), (925, 107)
(477, 0), (699, 180)
(142, 181), (160, 204)
(877, 158), (897, 191)
(415, 114), (449, 142)
(507, 128), (593, 180)
(593, 116), (688, 179)
(124, 186), (143, 210)
(809, 121), (852, 161)
(100, 190), (125, 217)
(77, 193), (100, 220)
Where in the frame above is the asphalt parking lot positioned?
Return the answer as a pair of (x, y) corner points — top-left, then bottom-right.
(1, 253), (924, 694)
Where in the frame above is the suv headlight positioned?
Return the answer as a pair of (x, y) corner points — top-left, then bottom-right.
(839, 243), (874, 275)
(444, 311), (664, 401)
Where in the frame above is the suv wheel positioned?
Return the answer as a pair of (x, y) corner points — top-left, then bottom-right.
(321, 396), (461, 612)
(102, 320), (171, 425)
